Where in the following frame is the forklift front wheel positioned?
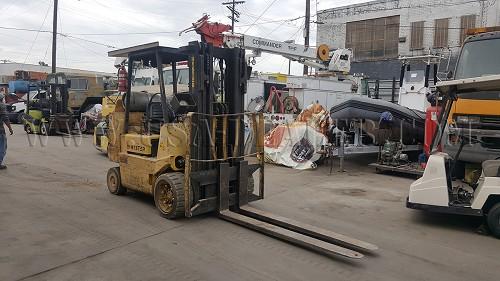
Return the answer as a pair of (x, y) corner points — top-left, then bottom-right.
(487, 203), (500, 238)
(107, 167), (126, 195)
(40, 123), (48, 136)
(154, 173), (185, 219)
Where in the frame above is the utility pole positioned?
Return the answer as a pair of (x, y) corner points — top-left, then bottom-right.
(303, 0), (310, 75)
(51, 0), (58, 74)
(222, 0), (245, 33)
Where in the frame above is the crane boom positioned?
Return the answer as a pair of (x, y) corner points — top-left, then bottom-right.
(181, 15), (352, 73)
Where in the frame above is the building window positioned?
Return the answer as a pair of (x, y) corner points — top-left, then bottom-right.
(460, 15), (476, 43)
(69, 78), (88, 90)
(434, 18), (449, 48)
(346, 15), (400, 61)
(410, 21), (424, 50)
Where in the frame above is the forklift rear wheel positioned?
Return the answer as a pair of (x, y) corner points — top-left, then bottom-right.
(17, 112), (24, 124)
(107, 167), (126, 195)
(154, 173), (185, 219)
(24, 124), (33, 134)
(487, 203), (500, 238)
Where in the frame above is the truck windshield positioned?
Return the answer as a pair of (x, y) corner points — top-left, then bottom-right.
(133, 77), (151, 86)
(164, 69), (189, 85)
(455, 38), (500, 79)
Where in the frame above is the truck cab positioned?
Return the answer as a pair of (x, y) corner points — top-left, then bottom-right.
(445, 29), (500, 163)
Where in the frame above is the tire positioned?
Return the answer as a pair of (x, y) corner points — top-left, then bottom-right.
(247, 175), (255, 194)
(154, 173), (185, 219)
(487, 203), (500, 239)
(107, 167), (126, 195)
(24, 123), (33, 134)
(40, 123), (48, 136)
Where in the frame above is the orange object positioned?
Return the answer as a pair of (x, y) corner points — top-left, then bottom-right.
(181, 15), (231, 47)
(117, 65), (128, 93)
(424, 106), (441, 156)
(466, 26), (500, 35)
(265, 86), (285, 113)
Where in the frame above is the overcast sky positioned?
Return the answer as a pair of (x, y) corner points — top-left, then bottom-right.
(0, 0), (367, 75)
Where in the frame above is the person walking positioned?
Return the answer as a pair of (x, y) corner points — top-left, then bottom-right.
(0, 91), (14, 169)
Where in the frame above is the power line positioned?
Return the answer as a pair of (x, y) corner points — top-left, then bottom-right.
(222, 0), (245, 33)
(317, 0), (485, 18)
(71, 31), (180, 36)
(58, 5), (68, 67)
(0, 26), (116, 48)
(244, 0), (280, 34)
(24, 2), (52, 64)
(64, 36), (108, 57)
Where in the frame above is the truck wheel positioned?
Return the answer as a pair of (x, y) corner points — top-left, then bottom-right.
(487, 203), (500, 238)
(107, 167), (126, 195)
(154, 173), (185, 219)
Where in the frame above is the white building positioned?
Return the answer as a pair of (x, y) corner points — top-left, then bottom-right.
(317, 0), (500, 79)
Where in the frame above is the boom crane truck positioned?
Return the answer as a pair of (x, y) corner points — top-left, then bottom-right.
(179, 15), (352, 74)
(104, 40), (377, 259)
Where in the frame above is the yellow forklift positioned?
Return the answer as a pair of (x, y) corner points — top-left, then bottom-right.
(23, 73), (74, 135)
(105, 41), (377, 259)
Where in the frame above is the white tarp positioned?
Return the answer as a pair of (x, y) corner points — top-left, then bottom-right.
(264, 123), (327, 170)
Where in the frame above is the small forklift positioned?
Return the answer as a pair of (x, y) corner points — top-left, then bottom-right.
(105, 41), (377, 259)
(23, 73), (74, 135)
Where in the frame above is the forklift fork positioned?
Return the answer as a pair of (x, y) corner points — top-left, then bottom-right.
(217, 161), (377, 259)
(185, 112), (377, 259)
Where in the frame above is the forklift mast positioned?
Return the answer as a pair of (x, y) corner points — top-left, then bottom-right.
(46, 72), (70, 115)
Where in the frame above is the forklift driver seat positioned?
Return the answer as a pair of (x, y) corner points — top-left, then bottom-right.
(482, 160), (500, 177)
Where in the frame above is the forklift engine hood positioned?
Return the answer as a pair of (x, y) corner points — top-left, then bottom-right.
(436, 74), (500, 97)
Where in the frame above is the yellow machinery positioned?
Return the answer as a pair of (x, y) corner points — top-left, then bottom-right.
(93, 91), (122, 153)
(104, 41), (377, 259)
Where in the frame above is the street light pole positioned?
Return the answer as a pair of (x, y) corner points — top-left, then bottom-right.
(303, 0), (310, 75)
(51, 0), (58, 74)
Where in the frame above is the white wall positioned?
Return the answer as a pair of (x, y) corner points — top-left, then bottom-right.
(317, 0), (500, 59)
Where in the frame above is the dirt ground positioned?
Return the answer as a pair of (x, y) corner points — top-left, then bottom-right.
(1, 124), (499, 281)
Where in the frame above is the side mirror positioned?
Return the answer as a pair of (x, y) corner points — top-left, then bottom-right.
(446, 70), (453, 79)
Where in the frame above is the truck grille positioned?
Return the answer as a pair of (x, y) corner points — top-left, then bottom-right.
(481, 116), (500, 126)
(456, 115), (500, 130)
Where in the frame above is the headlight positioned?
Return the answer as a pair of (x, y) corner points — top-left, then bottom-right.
(455, 116), (468, 123)
(455, 115), (480, 124)
(10, 105), (16, 111)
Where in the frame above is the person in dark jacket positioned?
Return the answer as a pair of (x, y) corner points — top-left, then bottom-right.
(0, 91), (14, 169)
